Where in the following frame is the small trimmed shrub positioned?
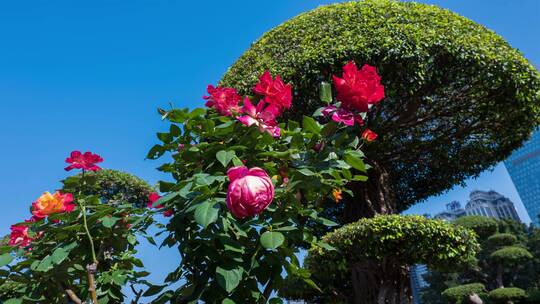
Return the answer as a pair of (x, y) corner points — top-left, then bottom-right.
(489, 287), (527, 303)
(442, 283), (486, 304)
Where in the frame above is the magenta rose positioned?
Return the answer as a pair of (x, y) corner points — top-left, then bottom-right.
(226, 166), (275, 218)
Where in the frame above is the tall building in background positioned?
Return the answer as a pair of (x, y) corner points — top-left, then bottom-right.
(505, 130), (540, 226)
(413, 190), (521, 304)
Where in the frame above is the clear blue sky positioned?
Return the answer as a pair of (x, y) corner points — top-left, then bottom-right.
(1, 0), (538, 298)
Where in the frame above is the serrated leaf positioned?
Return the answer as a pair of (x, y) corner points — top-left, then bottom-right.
(216, 266), (243, 293)
(260, 231), (285, 250)
(194, 200), (219, 228)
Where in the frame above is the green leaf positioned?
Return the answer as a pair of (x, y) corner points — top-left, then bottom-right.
(344, 151), (366, 172)
(303, 116), (321, 134)
(51, 247), (69, 265)
(269, 299), (284, 304)
(101, 216), (120, 228)
(216, 266), (243, 293)
(0, 253), (13, 267)
(298, 168), (316, 176)
(260, 231), (285, 250)
(127, 234), (137, 245)
(35, 256), (53, 272)
(142, 284), (167, 297)
(319, 81), (332, 103)
(222, 299), (236, 304)
(194, 200), (220, 228)
(147, 144), (165, 160)
(216, 150), (236, 168)
(4, 299), (23, 304)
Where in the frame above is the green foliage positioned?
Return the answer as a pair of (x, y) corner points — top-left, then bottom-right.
(422, 219), (540, 303)
(487, 233), (519, 249)
(62, 169), (154, 208)
(488, 287), (527, 303)
(0, 170), (154, 303)
(283, 215), (479, 302)
(454, 216), (499, 239)
(221, 0), (540, 213)
(309, 215), (479, 266)
(149, 96), (369, 302)
(491, 246), (533, 264)
(442, 283), (486, 304)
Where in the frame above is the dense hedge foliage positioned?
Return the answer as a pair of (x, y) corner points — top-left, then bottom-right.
(487, 233), (519, 249)
(281, 215), (479, 302)
(454, 216), (499, 239)
(491, 246), (534, 263)
(62, 169), (154, 208)
(488, 287), (527, 303)
(221, 0), (540, 213)
(441, 283), (486, 304)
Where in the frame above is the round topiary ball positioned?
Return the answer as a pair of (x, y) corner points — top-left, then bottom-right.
(490, 246), (533, 264)
(61, 169), (154, 208)
(221, 0), (540, 214)
(488, 287), (527, 304)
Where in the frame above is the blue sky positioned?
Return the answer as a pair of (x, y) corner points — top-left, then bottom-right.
(1, 0), (538, 298)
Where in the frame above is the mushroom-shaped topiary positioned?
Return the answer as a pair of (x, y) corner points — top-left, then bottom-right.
(487, 233), (519, 249)
(221, 0), (540, 221)
(442, 283), (486, 304)
(488, 287), (527, 304)
(454, 216), (499, 239)
(491, 246), (533, 288)
(285, 215), (479, 304)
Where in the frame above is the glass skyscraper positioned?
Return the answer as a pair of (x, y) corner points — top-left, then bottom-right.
(505, 130), (540, 226)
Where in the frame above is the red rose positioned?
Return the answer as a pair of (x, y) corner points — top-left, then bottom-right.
(361, 129), (378, 142)
(9, 225), (33, 248)
(65, 151), (103, 172)
(253, 71), (292, 114)
(203, 85), (242, 117)
(226, 166), (274, 218)
(332, 62), (384, 112)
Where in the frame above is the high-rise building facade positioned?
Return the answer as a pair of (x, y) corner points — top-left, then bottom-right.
(505, 130), (540, 226)
(414, 190), (521, 304)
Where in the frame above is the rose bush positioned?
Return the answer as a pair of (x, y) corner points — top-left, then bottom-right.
(0, 152), (157, 304)
(146, 62), (383, 302)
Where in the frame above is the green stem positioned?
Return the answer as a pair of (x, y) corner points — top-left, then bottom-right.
(79, 170), (98, 263)
(81, 205), (97, 262)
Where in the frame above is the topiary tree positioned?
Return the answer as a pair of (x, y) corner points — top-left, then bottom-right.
(279, 215), (479, 304)
(219, 1), (539, 302)
(488, 287), (527, 304)
(491, 247), (533, 288)
(221, 0), (540, 221)
(442, 283), (486, 304)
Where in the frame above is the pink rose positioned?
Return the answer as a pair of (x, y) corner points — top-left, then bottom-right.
(203, 85), (242, 117)
(226, 166), (275, 218)
(237, 97), (281, 138)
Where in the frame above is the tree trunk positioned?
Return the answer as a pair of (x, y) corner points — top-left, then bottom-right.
(496, 263), (504, 288)
(343, 161), (397, 222)
(350, 259), (413, 304)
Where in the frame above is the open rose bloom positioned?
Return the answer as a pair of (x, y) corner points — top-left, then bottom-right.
(9, 224), (33, 247)
(31, 191), (75, 219)
(65, 150), (103, 171)
(226, 166), (275, 218)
